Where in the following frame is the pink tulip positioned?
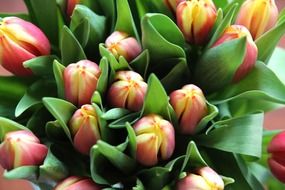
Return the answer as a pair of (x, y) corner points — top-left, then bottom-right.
(54, 176), (101, 190)
(69, 104), (101, 155)
(236, 0), (278, 40)
(107, 71), (147, 112)
(176, 167), (224, 190)
(0, 130), (48, 170)
(0, 17), (50, 76)
(170, 84), (208, 135)
(176, 0), (217, 45)
(164, 0), (185, 13)
(267, 131), (285, 183)
(105, 31), (142, 62)
(133, 114), (175, 166)
(64, 60), (101, 106)
(213, 25), (258, 82)
(67, 0), (80, 17)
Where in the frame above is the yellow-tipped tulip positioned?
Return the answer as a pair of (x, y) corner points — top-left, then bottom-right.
(170, 84), (208, 135)
(133, 114), (175, 166)
(176, 0), (217, 45)
(236, 0), (278, 40)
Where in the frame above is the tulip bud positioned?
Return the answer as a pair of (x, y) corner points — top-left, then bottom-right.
(213, 25), (258, 82)
(0, 17), (50, 76)
(54, 176), (101, 190)
(133, 114), (175, 166)
(0, 130), (48, 170)
(105, 31), (142, 62)
(164, 0), (185, 13)
(170, 84), (208, 135)
(236, 0), (278, 40)
(267, 131), (285, 183)
(176, 0), (217, 45)
(64, 60), (101, 106)
(69, 104), (101, 155)
(176, 167), (224, 190)
(67, 0), (80, 17)
(107, 71), (147, 112)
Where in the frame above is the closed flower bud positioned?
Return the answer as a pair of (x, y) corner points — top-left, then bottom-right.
(267, 131), (285, 183)
(69, 104), (101, 155)
(67, 0), (81, 17)
(107, 71), (147, 112)
(213, 25), (258, 82)
(133, 114), (175, 166)
(236, 0), (278, 40)
(170, 84), (208, 135)
(176, 0), (217, 45)
(54, 176), (101, 190)
(0, 17), (50, 76)
(105, 31), (142, 62)
(0, 130), (48, 170)
(64, 60), (101, 106)
(176, 167), (224, 190)
(164, 0), (185, 13)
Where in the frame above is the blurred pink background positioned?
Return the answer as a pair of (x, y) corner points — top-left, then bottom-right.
(0, 0), (284, 189)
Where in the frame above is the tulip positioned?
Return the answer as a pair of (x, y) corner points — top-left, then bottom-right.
(105, 31), (142, 62)
(176, 0), (217, 45)
(164, 0), (185, 13)
(54, 176), (101, 190)
(69, 104), (101, 155)
(107, 71), (147, 112)
(267, 131), (285, 183)
(133, 114), (175, 166)
(0, 17), (50, 76)
(64, 60), (101, 106)
(0, 130), (48, 170)
(67, 0), (80, 17)
(236, 0), (278, 40)
(213, 25), (258, 82)
(176, 167), (224, 190)
(170, 84), (208, 135)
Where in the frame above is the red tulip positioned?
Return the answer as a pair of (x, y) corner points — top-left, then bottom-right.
(213, 25), (258, 82)
(107, 71), (147, 112)
(54, 176), (101, 190)
(67, 0), (80, 17)
(64, 60), (101, 106)
(0, 17), (50, 76)
(69, 104), (101, 155)
(133, 114), (175, 166)
(0, 130), (48, 170)
(105, 31), (142, 62)
(176, 0), (217, 45)
(267, 131), (285, 183)
(170, 84), (208, 135)
(236, 0), (278, 40)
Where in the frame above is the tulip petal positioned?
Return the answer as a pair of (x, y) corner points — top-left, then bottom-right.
(176, 174), (212, 190)
(268, 157), (285, 183)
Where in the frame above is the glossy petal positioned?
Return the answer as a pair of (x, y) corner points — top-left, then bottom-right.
(54, 176), (101, 190)
(198, 167), (224, 190)
(268, 158), (285, 183)
(176, 174), (212, 190)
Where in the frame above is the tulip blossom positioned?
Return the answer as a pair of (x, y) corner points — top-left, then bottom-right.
(164, 0), (185, 13)
(236, 0), (278, 40)
(0, 130), (48, 170)
(54, 176), (101, 190)
(267, 131), (285, 183)
(67, 0), (81, 17)
(64, 60), (101, 106)
(176, 167), (224, 190)
(107, 71), (147, 112)
(176, 0), (217, 45)
(69, 104), (101, 155)
(213, 25), (258, 82)
(105, 31), (142, 62)
(170, 84), (208, 135)
(0, 17), (50, 76)
(133, 114), (175, 166)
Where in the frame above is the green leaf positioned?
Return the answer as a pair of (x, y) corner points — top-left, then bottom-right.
(108, 112), (140, 129)
(141, 74), (170, 120)
(267, 47), (285, 84)
(45, 121), (67, 141)
(53, 60), (65, 99)
(197, 113), (264, 158)
(255, 10), (285, 63)
(130, 50), (150, 78)
(0, 117), (28, 141)
(42, 97), (77, 141)
(138, 167), (170, 190)
(23, 56), (58, 77)
(101, 108), (130, 120)
(115, 0), (139, 41)
(70, 17), (90, 48)
(3, 166), (38, 180)
(0, 13), (30, 20)
(213, 0), (229, 9)
(208, 62), (285, 104)
(24, 0), (58, 45)
(97, 57), (109, 95)
(60, 26), (86, 65)
(126, 123), (136, 158)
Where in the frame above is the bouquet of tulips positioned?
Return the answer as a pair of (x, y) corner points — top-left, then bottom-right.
(1, 0), (285, 189)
